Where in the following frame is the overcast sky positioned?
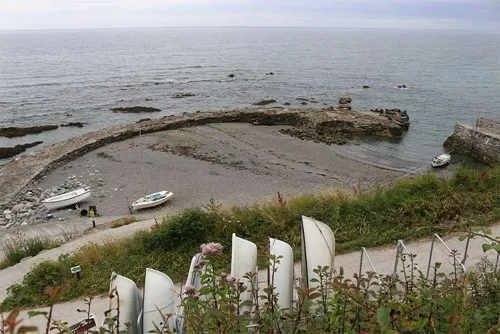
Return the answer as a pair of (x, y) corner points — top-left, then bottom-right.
(1, 0), (499, 31)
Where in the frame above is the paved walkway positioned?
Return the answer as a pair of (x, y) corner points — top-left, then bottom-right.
(1, 222), (499, 331)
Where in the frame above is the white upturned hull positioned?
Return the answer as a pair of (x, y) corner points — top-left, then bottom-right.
(176, 253), (204, 334)
(301, 216), (335, 289)
(109, 272), (143, 334)
(231, 234), (257, 313)
(41, 188), (91, 210)
(143, 268), (175, 333)
(269, 238), (294, 311)
(132, 191), (173, 211)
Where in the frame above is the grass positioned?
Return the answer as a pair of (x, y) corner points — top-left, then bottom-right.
(0, 236), (61, 270)
(110, 216), (137, 228)
(2, 165), (499, 310)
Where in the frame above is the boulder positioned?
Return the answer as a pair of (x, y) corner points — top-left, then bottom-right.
(228, 74), (235, 78)
(339, 97), (352, 105)
(253, 99), (277, 106)
(363, 85), (370, 89)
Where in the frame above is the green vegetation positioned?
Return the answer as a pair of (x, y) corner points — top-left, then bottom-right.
(110, 216), (137, 228)
(0, 236), (61, 270)
(2, 165), (499, 310)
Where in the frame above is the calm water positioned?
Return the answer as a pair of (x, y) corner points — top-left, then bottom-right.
(1, 28), (499, 170)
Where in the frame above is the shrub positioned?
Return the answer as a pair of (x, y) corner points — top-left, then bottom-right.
(0, 235), (60, 269)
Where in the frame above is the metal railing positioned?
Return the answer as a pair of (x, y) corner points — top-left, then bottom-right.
(393, 240), (412, 276)
(426, 234), (466, 279)
(358, 247), (380, 287)
(462, 233), (499, 273)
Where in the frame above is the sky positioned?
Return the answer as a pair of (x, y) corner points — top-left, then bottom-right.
(0, 0), (499, 31)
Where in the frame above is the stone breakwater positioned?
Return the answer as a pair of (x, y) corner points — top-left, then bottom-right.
(0, 107), (409, 218)
(444, 117), (500, 164)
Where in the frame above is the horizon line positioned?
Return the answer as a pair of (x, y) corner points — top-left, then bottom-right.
(0, 25), (499, 33)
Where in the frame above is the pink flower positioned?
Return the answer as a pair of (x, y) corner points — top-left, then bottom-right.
(200, 242), (223, 256)
(220, 272), (228, 280)
(226, 276), (237, 286)
(184, 285), (196, 295)
(243, 310), (251, 316)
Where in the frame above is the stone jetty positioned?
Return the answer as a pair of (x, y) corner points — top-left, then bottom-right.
(0, 107), (410, 213)
(444, 117), (500, 164)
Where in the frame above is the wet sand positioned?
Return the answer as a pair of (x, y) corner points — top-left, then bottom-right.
(35, 123), (405, 219)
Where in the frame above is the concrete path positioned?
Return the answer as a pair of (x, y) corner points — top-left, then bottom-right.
(1, 222), (499, 332)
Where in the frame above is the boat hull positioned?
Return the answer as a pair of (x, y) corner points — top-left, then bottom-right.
(231, 233), (257, 313)
(41, 188), (91, 211)
(109, 272), (143, 334)
(132, 191), (173, 211)
(143, 268), (175, 333)
(301, 216), (335, 289)
(269, 238), (294, 311)
(431, 154), (451, 168)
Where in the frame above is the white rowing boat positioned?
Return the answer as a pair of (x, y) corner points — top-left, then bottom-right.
(269, 238), (294, 311)
(41, 188), (91, 211)
(131, 191), (173, 211)
(231, 233), (257, 313)
(431, 153), (451, 168)
(176, 253), (204, 334)
(301, 216), (335, 289)
(143, 268), (176, 334)
(109, 272), (143, 334)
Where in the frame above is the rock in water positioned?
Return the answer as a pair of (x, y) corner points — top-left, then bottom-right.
(61, 122), (86, 128)
(172, 93), (196, 99)
(253, 99), (277, 106)
(338, 97), (352, 105)
(112, 106), (161, 113)
(228, 74), (235, 78)
(0, 125), (58, 138)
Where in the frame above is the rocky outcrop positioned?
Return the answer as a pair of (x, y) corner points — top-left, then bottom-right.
(444, 117), (500, 164)
(0, 107), (409, 209)
(0, 125), (59, 138)
(253, 99), (277, 106)
(61, 122), (86, 128)
(112, 106), (161, 113)
(370, 109), (410, 129)
(172, 93), (196, 99)
(0, 141), (43, 159)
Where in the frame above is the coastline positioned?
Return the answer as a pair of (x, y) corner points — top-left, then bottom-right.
(0, 107), (408, 208)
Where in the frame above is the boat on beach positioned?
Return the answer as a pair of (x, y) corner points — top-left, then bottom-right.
(431, 153), (451, 168)
(41, 188), (91, 210)
(131, 191), (173, 211)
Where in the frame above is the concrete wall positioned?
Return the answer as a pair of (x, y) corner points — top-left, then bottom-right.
(477, 117), (500, 136)
(444, 122), (500, 164)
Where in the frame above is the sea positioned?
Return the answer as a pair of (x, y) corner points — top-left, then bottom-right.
(1, 27), (499, 171)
